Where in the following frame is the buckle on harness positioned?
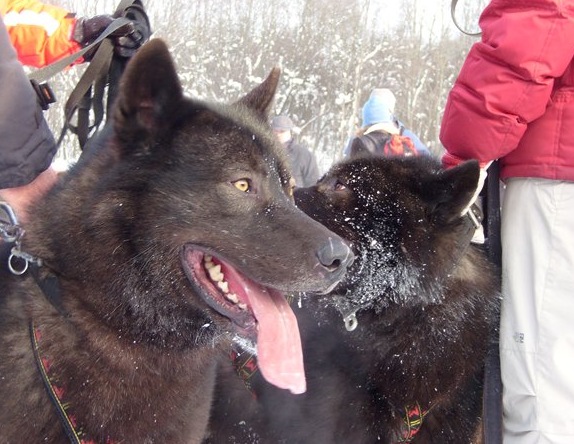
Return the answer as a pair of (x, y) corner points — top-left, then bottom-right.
(30, 80), (57, 111)
(466, 202), (483, 230)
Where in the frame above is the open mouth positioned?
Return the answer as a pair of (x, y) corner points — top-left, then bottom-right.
(181, 245), (306, 394)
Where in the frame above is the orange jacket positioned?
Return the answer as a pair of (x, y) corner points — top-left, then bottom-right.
(1, 0), (81, 67)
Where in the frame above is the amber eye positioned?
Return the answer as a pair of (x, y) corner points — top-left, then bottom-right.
(233, 179), (251, 193)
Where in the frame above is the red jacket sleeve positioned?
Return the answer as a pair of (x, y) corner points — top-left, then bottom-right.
(3, 0), (82, 67)
(440, 0), (574, 168)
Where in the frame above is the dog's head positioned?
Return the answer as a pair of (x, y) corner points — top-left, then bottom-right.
(294, 154), (480, 313)
(30, 39), (353, 394)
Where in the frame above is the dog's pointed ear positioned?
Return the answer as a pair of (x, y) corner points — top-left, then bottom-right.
(425, 160), (481, 223)
(113, 39), (183, 148)
(236, 67), (280, 119)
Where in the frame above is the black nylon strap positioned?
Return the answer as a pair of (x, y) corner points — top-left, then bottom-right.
(30, 322), (82, 444)
(28, 16), (133, 84)
(29, 263), (68, 319)
(57, 0), (149, 150)
(57, 38), (115, 149)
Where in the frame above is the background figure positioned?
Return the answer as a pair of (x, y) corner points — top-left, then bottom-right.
(271, 115), (320, 187)
(440, 1), (574, 443)
(0, 0), (142, 223)
(343, 88), (430, 158)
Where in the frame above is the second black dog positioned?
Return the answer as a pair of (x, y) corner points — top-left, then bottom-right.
(207, 154), (500, 444)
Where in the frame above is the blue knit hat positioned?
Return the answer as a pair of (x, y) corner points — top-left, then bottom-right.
(361, 88), (396, 127)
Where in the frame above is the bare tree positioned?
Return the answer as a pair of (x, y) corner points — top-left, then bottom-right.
(38, 0), (482, 166)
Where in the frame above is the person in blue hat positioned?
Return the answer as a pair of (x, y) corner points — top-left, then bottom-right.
(343, 88), (430, 157)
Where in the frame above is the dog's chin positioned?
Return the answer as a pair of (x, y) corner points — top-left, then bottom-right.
(180, 246), (258, 340)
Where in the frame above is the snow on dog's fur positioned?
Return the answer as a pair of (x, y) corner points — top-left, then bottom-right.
(207, 154), (500, 444)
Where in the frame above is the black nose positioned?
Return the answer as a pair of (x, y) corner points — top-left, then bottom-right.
(317, 238), (354, 272)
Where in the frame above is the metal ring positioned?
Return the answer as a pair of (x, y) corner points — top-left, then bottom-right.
(8, 253), (28, 275)
(344, 312), (358, 332)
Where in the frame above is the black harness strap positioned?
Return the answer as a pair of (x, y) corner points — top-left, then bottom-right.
(27, 16), (133, 84)
(29, 263), (68, 319)
(61, 0), (151, 151)
(58, 36), (117, 149)
(27, 0), (151, 151)
(30, 322), (83, 444)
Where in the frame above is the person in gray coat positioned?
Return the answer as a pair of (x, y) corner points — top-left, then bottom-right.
(271, 115), (320, 188)
(0, 18), (57, 190)
(0, 7), (144, 223)
(0, 18), (60, 224)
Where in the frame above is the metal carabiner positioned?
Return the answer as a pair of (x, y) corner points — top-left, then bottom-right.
(0, 202), (21, 243)
(1, 202), (43, 276)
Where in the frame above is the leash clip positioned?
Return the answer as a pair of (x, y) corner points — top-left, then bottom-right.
(0, 201), (22, 242)
(1, 202), (43, 275)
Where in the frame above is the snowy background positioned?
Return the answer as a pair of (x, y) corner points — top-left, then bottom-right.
(41, 0), (489, 173)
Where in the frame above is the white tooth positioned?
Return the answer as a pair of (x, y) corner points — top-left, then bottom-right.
(217, 281), (229, 293)
(238, 303), (247, 310)
(208, 265), (223, 282)
(226, 293), (239, 304)
(205, 259), (217, 271)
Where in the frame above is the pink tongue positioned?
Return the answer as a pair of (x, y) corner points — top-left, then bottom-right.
(242, 283), (306, 394)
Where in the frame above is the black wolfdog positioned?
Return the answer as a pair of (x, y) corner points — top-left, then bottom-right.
(0, 40), (353, 443)
(207, 154), (500, 443)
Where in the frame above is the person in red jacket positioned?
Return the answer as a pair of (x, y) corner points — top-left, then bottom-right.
(440, 1), (574, 442)
(0, 0), (141, 223)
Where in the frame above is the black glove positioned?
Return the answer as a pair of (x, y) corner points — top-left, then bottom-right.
(113, 25), (145, 58)
(113, 3), (151, 59)
(72, 14), (142, 59)
(73, 15), (120, 46)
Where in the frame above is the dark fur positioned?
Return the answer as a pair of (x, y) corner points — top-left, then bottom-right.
(207, 154), (500, 443)
(0, 40), (353, 443)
